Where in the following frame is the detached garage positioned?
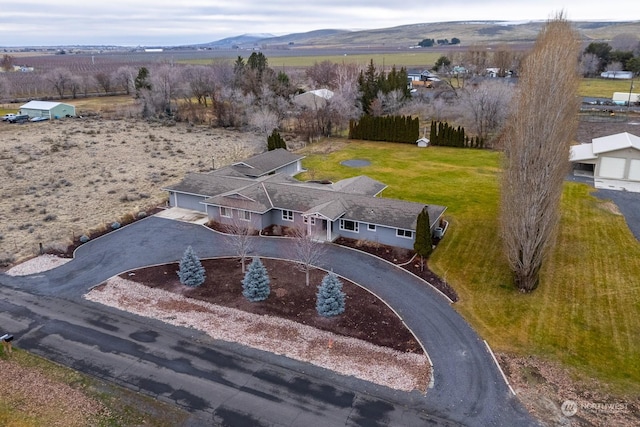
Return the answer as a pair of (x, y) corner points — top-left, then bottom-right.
(570, 132), (640, 192)
(19, 101), (76, 119)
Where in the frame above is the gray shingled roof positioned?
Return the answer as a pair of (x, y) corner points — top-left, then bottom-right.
(330, 176), (387, 196)
(166, 171), (445, 231)
(230, 148), (304, 177)
(162, 172), (254, 196)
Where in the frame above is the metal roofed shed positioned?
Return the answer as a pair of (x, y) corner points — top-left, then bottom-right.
(19, 101), (76, 120)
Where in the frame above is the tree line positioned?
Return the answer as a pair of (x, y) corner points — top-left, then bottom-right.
(429, 121), (485, 148)
(349, 115), (419, 143)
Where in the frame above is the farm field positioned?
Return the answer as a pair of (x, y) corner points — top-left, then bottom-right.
(185, 51), (443, 69)
(297, 138), (640, 409)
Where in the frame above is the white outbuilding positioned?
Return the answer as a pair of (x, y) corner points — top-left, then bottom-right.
(416, 137), (430, 147)
(570, 132), (640, 192)
(19, 101), (76, 119)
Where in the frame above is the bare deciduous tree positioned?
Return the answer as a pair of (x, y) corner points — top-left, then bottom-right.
(114, 66), (136, 95)
(0, 76), (11, 101)
(249, 105), (279, 136)
(223, 219), (255, 273)
(580, 53), (600, 77)
(1, 54), (14, 72)
(306, 60), (338, 88)
(500, 14), (581, 292)
(45, 68), (74, 99)
(461, 80), (514, 143)
(291, 226), (326, 286)
(95, 72), (113, 94)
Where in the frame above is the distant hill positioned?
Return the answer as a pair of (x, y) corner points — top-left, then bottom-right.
(203, 20), (640, 50)
(201, 33), (277, 49)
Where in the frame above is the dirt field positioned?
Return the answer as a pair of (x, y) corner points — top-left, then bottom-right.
(0, 118), (266, 265)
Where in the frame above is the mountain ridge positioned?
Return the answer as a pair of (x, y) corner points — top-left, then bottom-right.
(199, 20), (640, 49)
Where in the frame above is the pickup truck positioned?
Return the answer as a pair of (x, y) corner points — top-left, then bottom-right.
(1, 113), (16, 121)
(8, 114), (30, 123)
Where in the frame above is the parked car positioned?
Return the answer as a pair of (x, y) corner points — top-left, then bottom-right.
(30, 116), (49, 122)
(1, 113), (16, 121)
(7, 114), (30, 123)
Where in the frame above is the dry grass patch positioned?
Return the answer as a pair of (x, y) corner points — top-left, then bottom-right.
(0, 118), (264, 263)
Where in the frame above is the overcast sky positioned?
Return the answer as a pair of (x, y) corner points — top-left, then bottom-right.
(1, 0), (637, 47)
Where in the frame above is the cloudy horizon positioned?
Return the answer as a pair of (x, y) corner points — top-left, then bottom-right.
(1, 1), (638, 47)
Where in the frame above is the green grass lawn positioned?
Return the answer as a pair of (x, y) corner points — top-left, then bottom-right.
(298, 140), (640, 394)
(579, 78), (635, 98)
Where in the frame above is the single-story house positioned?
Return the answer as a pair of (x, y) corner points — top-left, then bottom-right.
(570, 132), (640, 192)
(19, 101), (76, 119)
(292, 89), (334, 110)
(164, 149), (446, 249)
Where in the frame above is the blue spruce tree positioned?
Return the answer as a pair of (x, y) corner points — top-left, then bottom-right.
(242, 257), (270, 302)
(177, 246), (206, 287)
(316, 272), (346, 317)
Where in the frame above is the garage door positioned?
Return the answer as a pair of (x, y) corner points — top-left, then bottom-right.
(598, 157), (626, 179)
(628, 159), (640, 181)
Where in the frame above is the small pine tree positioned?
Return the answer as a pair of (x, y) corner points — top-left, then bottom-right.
(242, 257), (270, 302)
(177, 246), (206, 287)
(413, 207), (433, 270)
(316, 272), (346, 317)
(267, 129), (286, 151)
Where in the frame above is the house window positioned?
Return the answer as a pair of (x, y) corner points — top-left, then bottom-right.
(239, 210), (251, 221)
(367, 223), (376, 231)
(282, 210), (294, 221)
(303, 216), (316, 225)
(396, 229), (413, 239)
(340, 219), (359, 233)
(220, 207), (231, 218)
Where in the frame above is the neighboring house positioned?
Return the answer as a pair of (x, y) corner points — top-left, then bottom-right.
(164, 149), (446, 249)
(570, 132), (640, 193)
(293, 89), (334, 110)
(19, 100), (76, 119)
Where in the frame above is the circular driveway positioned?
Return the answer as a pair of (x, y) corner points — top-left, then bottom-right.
(0, 216), (535, 426)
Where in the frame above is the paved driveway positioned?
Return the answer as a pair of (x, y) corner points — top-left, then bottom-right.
(594, 189), (640, 241)
(0, 217), (536, 426)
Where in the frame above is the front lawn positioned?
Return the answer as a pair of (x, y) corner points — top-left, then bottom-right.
(298, 139), (640, 394)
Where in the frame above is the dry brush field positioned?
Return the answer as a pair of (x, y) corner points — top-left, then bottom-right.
(0, 118), (265, 265)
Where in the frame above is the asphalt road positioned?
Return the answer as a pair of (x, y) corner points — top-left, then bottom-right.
(0, 217), (536, 426)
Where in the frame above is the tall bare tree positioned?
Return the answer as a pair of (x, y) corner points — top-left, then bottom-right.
(223, 219), (255, 273)
(500, 14), (581, 293)
(291, 226), (326, 287)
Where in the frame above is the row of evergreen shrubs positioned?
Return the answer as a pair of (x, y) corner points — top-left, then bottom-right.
(349, 115), (420, 143)
(177, 247), (346, 317)
(429, 121), (485, 148)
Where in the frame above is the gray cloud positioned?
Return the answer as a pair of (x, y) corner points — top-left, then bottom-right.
(0, 0), (635, 46)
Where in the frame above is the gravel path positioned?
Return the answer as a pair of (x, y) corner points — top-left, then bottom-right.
(8, 255), (430, 392)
